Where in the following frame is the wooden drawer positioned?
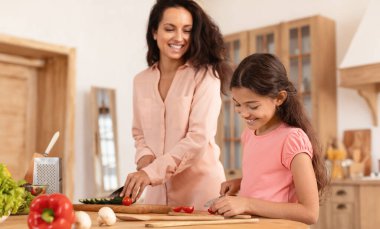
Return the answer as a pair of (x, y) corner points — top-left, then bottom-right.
(330, 185), (355, 202)
(331, 202), (355, 229)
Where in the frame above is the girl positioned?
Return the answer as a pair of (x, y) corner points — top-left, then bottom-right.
(210, 53), (328, 224)
(120, 0), (232, 210)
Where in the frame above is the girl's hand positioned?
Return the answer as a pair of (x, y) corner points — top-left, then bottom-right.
(120, 170), (151, 202)
(220, 178), (241, 196)
(136, 155), (155, 171)
(211, 196), (249, 217)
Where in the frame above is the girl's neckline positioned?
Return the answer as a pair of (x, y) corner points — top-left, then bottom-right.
(251, 122), (286, 138)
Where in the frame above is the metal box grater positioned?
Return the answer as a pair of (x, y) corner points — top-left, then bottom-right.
(33, 157), (62, 194)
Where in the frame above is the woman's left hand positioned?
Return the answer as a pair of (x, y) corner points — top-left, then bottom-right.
(211, 196), (249, 217)
(120, 170), (151, 202)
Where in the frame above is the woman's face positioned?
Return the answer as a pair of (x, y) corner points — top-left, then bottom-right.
(153, 7), (192, 63)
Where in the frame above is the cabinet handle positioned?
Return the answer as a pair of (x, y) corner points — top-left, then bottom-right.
(336, 190), (347, 196)
(228, 170), (236, 175)
(336, 204), (347, 210)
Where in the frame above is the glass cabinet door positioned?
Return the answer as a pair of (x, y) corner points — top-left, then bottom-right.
(219, 32), (249, 179)
(249, 25), (281, 55)
(288, 25), (312, 119)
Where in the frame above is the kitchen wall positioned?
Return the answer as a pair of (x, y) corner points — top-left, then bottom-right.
(0, 0), (156, 200)
(0, 0), (378, 201)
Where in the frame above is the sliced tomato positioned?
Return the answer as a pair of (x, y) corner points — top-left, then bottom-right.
(208, 207), (216, 214)
(172, 206), (182, 212)
(122, 196), (133, 206)
(182, 206), (194, 213)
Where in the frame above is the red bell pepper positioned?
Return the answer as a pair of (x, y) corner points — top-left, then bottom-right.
(27, 193), (75, 229)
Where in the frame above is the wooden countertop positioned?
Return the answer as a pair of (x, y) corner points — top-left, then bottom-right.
(331, 178), (380, 185)
(2, 212), (308, 229)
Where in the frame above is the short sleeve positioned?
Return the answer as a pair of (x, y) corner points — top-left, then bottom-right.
(281, 128), (313, 169)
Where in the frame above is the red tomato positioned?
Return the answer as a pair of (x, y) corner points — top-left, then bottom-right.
(182, 206), (194, 213)
(208, 207), (216, 214)
(172, 206), (182, 212)
(122, 196), (133, 206)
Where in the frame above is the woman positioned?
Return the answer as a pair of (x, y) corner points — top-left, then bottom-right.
(120, 0), (232, 210)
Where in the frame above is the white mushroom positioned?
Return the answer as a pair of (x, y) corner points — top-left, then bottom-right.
(75, 211), (92, 229)
(97, 207), (116, 226)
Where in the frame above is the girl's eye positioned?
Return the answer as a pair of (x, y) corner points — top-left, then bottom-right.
(233, 103), (241, 107)
(248, 106), (259, 110)
(184, 30), (192, 33)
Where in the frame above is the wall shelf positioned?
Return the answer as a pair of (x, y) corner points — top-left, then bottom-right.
(340, 63), (380, 126)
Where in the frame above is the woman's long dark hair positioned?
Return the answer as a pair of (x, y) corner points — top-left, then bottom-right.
(146, 0), (232, 94)
(231, 53), (328, 200)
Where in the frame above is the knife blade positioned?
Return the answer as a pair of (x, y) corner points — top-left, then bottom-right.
(108, 186), (125, 198)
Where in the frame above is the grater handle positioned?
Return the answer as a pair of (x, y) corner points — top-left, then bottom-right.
(43, 131), (60, 157)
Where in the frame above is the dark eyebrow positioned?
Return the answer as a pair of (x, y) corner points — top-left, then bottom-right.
(162, 23), (193, 28)
(232, 97), (259, 104)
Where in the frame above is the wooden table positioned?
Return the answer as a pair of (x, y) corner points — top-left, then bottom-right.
(1, 212), (308, 229)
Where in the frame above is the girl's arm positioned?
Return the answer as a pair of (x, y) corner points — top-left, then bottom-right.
(213, 153), (319, 225)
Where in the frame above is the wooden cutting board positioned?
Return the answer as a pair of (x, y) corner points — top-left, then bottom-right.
(145, 218), (259, 227)
(116, 213), (225, 221)
(343, 129), (371, 176)
(73, 204), (171, 214)
(168, 211), (252, 219)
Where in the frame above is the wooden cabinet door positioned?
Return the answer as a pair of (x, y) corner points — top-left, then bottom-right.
(0, 61), (37, 180)
(249, 24), (281, 55)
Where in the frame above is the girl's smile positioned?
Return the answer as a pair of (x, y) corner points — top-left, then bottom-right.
(231, 87), (285, 135)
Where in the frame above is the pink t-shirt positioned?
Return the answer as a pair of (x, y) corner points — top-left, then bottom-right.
(239, 123), (313, 203)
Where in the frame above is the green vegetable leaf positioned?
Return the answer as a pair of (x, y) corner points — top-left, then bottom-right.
(0, 164), (32, 216)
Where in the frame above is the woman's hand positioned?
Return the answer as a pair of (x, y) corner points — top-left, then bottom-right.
(211, 196), (249, 217)
(120, 170), (151, 202)
(136, 155), (155, 171)
(220, 178), (242, 196)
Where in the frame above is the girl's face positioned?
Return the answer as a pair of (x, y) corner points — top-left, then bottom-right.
(153, 7), (192, 63)
(231, 87), (286, 135)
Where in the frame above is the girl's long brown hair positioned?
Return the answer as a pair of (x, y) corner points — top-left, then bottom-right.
(230, 53), (329, 200)
(146, 0), (232, 94)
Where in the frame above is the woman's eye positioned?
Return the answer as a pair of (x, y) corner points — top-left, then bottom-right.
(184, 30), (192, 33)
(248, 106), (259, 110)
(233, 103), (241, 107)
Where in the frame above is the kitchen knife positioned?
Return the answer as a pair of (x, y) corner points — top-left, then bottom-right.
(108, 186), (127, 198)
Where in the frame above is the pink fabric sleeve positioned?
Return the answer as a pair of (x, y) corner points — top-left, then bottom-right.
(281, 129), (313, 170)
(142, 69), (221, 185)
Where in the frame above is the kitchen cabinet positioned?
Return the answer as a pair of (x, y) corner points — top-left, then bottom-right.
(315, 179), (380, 229)
(217, 32), (249, 180)
(218, 15), (336, 180)
(0, 34), (75, 199)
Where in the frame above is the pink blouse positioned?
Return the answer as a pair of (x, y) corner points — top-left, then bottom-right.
(239, 123), (313, 203)
(132, 63), (225, 210)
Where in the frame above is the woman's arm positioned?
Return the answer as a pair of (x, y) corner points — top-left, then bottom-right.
(213, 153), (319, 225)
(122, 68), (222, 200)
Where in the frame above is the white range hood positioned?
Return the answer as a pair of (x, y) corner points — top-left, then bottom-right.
(340, 0), (380, 126)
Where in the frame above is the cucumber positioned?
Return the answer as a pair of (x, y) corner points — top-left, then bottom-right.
(78, 196), (123, 205)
